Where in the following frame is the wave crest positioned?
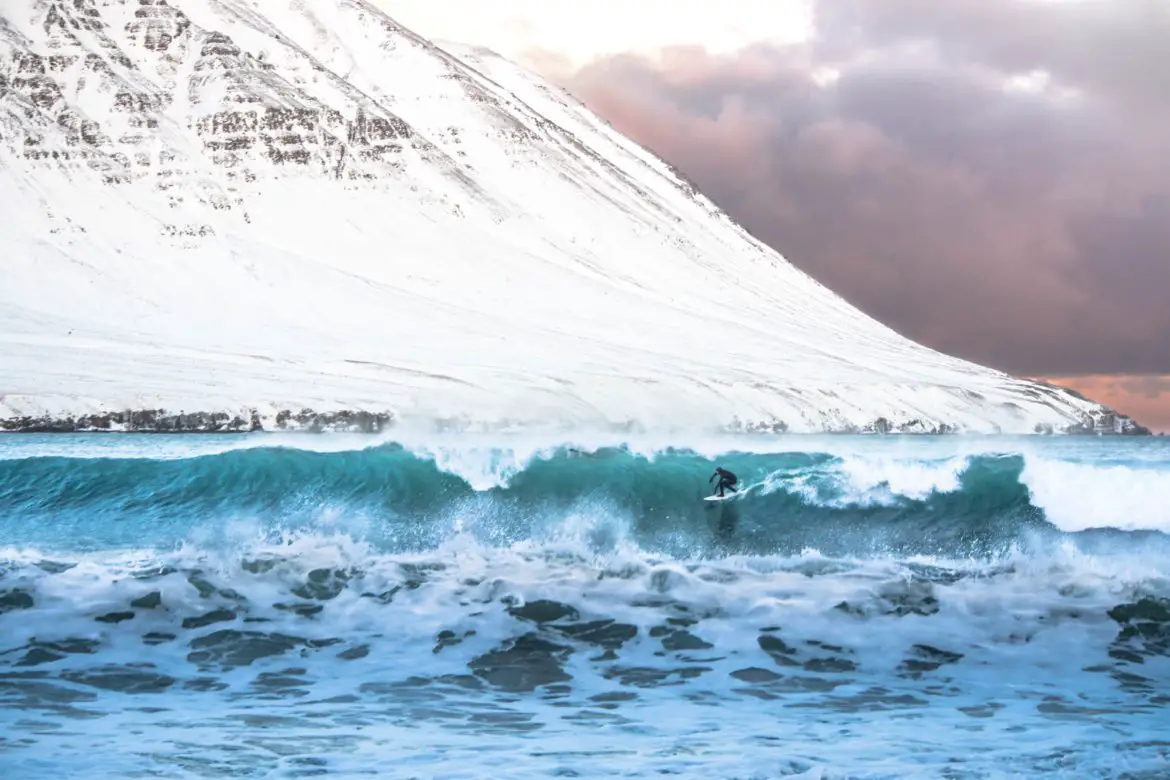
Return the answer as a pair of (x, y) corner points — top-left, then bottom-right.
(1, 439), (1167, 559)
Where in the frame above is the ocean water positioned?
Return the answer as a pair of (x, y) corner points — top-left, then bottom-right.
(0, 433), (1167, 779)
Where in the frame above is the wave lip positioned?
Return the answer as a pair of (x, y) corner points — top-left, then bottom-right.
(1021, 456), (1170, 533)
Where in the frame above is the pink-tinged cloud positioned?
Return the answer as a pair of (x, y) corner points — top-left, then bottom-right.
(555, 0), (1170, 404)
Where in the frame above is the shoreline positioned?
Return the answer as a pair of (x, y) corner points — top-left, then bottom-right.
(0, 407), (1152, 436)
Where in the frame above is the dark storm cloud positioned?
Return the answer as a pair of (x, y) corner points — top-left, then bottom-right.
(560, 0), (1170, 377)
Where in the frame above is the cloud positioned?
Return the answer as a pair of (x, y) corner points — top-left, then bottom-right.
(376, 0), (814, 68)
(559, 0), (1170, 379)
(814, 0), (1170, 115)
(1123, 375), (1170, 398)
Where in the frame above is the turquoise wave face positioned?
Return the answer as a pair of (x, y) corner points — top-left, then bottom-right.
(1, 438), (1167, 559)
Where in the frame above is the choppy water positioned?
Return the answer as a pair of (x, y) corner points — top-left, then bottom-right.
(0, 433), (1168, 779)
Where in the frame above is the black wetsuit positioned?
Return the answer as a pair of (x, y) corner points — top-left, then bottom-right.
(710, 468), (739, 497)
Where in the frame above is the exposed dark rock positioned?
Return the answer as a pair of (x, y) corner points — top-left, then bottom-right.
(551, 620), (638, 650)
(13, 638), (100, 666)
(1108, 598), (1170, 660)
(602, 664), (711, 688)
(803, 656), (857, 673)
(0, 589), (35, 613)
(42, 638), (101, 655)
(35, 560), (77, 574)
(274, 602), (323, 618)
(731, 667), (783, 684)
(758, 633), (801, 667)
(432, 629), (475, 654)
(897, 644), (965, 677)
(130, 591), (162, 609)
(16, 647), (68, 667)
(0, 409), (258, 432)
(95, 611), (135, 624)
(0, 403), (1148, 435)
(250, 670), (309, 696)
(186, 629), (339, 669)
(0, 678), (100, 710)
(724, 416), (789, 435)
(181, 609), (237, 629)
(241, 559), (279, 574)
(186, 574), (218, 598)
(660, 630), (713, 652)
(60, 665), (177, 693)
(469, 634), (573, 692)
(958, 702), (1005, 719)
(835, 580), (942, 618)
(183, 677), (230, 692)
(0, 408), (392, 433)
(185, 574), (245, 602)
(337, 644), (369, 661)
(271, 409), (392, 433)
(507, 599), (579, 624)
(291, 568), (350, 601)
(589, 691), (638, 706)
(360, 587), (401, 604)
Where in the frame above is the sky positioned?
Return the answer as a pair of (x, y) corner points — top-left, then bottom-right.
(380, 0), (1170, 433)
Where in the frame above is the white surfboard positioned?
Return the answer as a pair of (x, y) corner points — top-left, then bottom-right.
(703, 481), (761, 502)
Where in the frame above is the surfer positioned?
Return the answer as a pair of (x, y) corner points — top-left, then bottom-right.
(709, 466), (739, 497)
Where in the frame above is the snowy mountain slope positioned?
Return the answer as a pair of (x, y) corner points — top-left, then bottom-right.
(0, 0), (1147, 435)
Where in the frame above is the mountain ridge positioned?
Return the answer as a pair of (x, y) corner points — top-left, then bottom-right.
(0, 0), (1149, 435)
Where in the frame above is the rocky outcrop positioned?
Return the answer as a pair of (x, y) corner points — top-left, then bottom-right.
(0, 406), (1146, 435)
(0, 0), (464, 201)
(0, 408), (393, 433)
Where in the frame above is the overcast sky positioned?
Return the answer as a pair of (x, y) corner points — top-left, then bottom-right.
(381, 0), (1170, 432)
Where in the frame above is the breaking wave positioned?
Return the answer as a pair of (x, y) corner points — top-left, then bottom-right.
(2, 435), (1168, 778)
(1, 439), (1168, 558)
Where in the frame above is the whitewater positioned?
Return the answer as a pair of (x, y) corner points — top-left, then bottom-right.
(1, 433), (1167, 779)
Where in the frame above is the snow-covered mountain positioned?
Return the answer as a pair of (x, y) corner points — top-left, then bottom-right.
(0, 0), (1147, 435)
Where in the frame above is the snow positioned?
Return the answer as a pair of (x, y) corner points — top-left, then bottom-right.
(0, 0), (1141, 435)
